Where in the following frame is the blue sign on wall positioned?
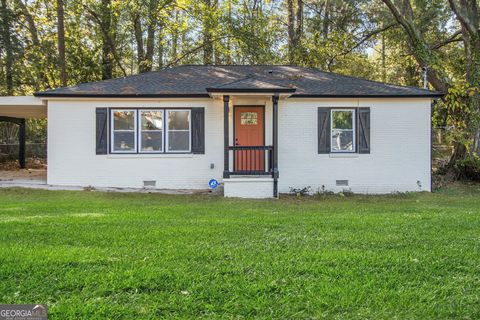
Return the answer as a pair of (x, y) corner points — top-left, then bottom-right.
(208, 179), (219, 189)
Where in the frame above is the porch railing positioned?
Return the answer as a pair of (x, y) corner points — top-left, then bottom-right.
(227, 145), (273, 176)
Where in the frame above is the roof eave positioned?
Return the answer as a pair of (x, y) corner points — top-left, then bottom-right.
(290, 93), (444, 98)
(33, 93), (212, 98)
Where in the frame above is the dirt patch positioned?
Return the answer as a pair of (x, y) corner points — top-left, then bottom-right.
(0, 169), (46, 181)
(0, 158), (46, 170)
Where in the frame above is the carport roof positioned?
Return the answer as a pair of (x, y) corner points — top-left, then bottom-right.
(0, 96), (47, 118)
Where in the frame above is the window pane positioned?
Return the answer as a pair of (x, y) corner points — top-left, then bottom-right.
(168, 131), (189, 151)
(114, 111), (135, 130)
(332, 111), (353, 129)
(141, 111), (163, 130)
(168, 110), (190, 130)
(241, 112), (258, 125)
(141, 131), (163, 151)
(331, 130), (354, 151)
(113, 132), (135, 151)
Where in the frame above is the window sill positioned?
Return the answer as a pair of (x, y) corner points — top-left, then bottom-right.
(107, 153), (194, 159)
(328, 153), (359, 158)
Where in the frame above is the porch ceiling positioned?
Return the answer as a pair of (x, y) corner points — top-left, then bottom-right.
(0, 96), (47, 119)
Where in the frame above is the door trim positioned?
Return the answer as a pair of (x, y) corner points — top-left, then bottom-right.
(233, 105), (266, 172)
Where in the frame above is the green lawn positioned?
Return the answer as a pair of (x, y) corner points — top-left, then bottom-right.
(0, 186), (479, 319)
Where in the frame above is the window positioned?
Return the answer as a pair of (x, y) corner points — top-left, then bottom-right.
(110, 108), (191, 154)
(166, 110), (191, 152)
(331, 109), (355, 152)
(240, 112), (258, 125)
(111, 110), (136, 152)
(140, 110), (163, 152)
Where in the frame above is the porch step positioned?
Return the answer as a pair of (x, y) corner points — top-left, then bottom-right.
(223, 177), (274, 199)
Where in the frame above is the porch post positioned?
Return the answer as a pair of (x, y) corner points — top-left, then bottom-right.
(19, 118), (26, 169)
(272, 93), (279, 197)
(223, 95), (230, 178)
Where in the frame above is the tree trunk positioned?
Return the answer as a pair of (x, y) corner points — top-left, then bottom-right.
(144, 23), (155, 71)
(100, 0), (113, 79)
(133, 15), (145, 71)
(225, 0), (232, 64)
(0, 0), (13, 95)
(134, 0), (157, 73)
(287, 0), (295, 64)
(171, 10), (179, 63)
(202, 0), (214, 65)
(448, 0), (480, 155)
(322, 0), (330, 39)
(157, 23), (164, 70)
(57, 0), (67, 86)
(144, 0), (156, 73)
(295, 0), (303, 42)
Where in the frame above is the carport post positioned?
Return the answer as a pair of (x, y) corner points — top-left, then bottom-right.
(19, 118), (26, 169)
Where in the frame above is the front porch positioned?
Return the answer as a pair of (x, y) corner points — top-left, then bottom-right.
(218, 93), (282, 198)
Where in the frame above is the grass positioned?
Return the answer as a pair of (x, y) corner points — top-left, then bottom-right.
(0, 186), (479, 319)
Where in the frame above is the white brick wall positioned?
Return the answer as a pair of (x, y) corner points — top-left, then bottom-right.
(47, 97), (431, 194)
(278, 98), (431, 194)
(47, 99), (224, 189)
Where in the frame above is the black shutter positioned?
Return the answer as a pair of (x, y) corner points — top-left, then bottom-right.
(318, 108), (331, 154)
(96, 108), (108, 154)
(357, 107), (370, 154)
(191, 108), (205, 154)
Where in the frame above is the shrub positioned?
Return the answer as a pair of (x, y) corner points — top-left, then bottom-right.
(455, 154), (480, 181)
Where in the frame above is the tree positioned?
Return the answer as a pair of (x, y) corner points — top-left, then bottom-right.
(447, 0), (480, 154)
(13, 0), (50, 89)
(380, 0), (479, 167)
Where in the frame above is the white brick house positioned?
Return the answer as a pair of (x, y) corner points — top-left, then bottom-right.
(1, 65), (442, 198)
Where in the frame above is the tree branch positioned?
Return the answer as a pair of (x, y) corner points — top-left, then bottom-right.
(430, 30), (463, 50)
(327, 22), (398, 71)
(448, 0), (478, 36)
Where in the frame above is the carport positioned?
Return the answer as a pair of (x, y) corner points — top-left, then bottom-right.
(0, 96), (47, 168)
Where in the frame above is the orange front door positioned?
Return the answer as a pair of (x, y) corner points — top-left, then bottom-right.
(234, 106), (265, 172)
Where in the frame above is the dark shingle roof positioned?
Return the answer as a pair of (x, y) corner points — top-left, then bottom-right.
(35, 65), (442, 98)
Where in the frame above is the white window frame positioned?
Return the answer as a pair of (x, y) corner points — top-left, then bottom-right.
(330, 109), (356, 153)
(139, 109), (164, 153)
(111, 109), (137, 153)
(166, 109), (191, 153)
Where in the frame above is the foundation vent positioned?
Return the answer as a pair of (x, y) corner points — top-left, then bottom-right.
(143, 180), (156, 188)
(336, 180), (349, 187)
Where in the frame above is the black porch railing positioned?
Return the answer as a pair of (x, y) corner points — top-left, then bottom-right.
(227, 145), (273, 175)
